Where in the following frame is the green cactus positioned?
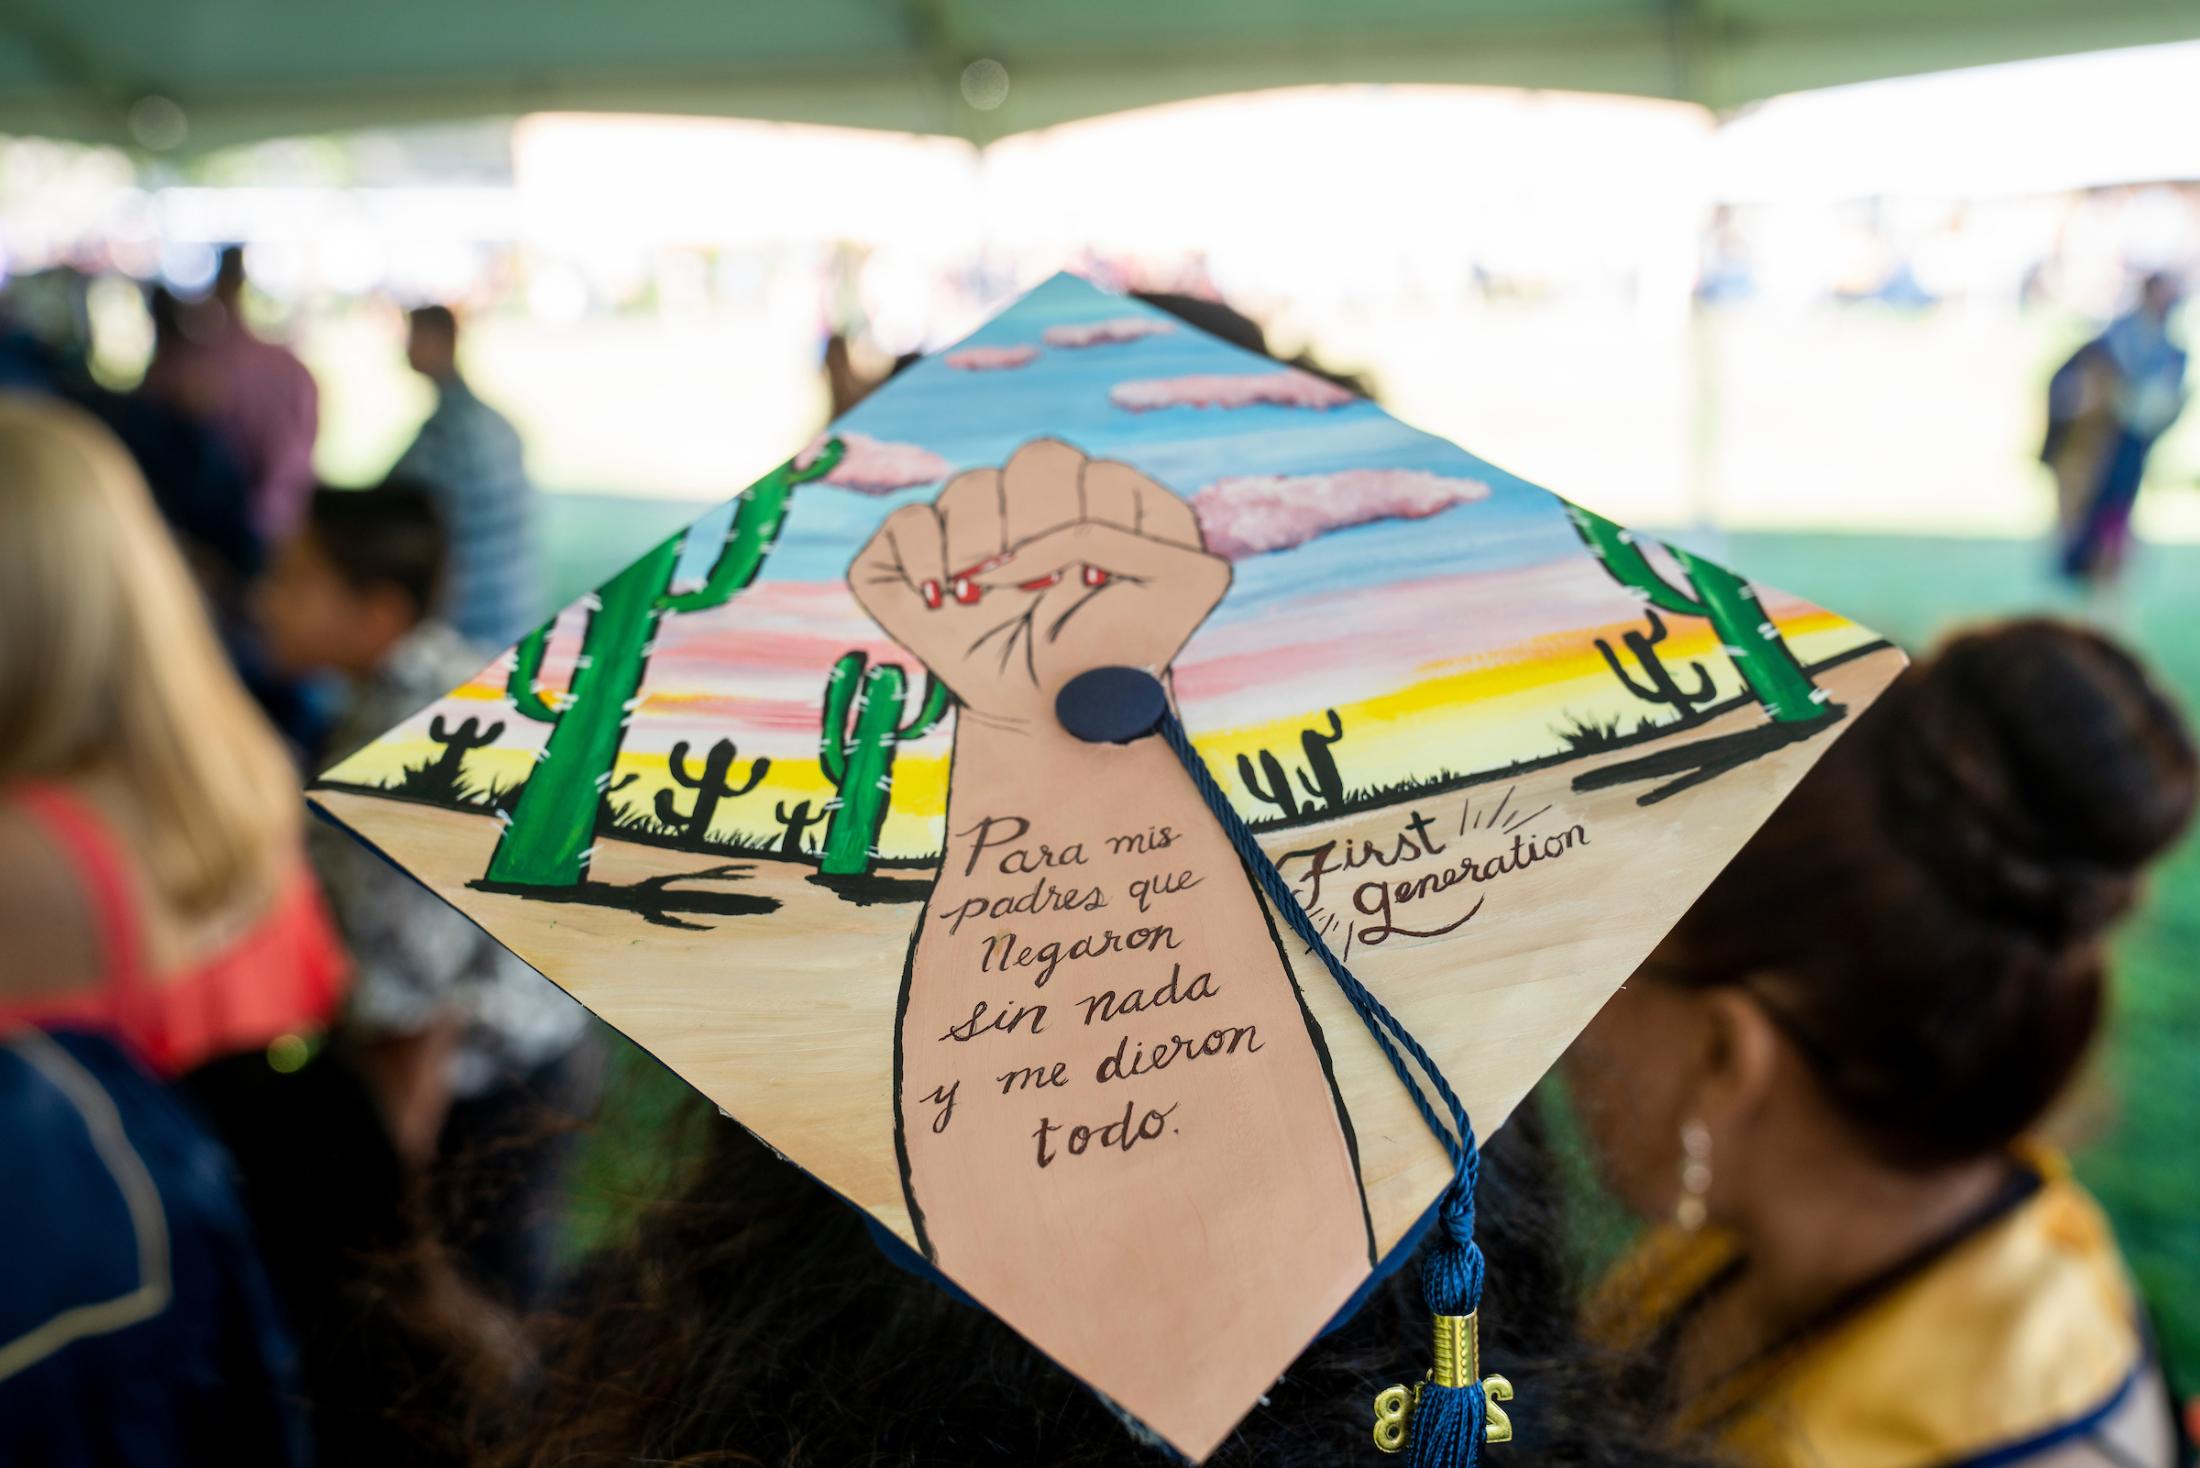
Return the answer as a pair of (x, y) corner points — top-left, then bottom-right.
(653, 738), (769, 847)
(483, 442), (842, 888)
(1594, 610), (1717, 725)
(1566, 503), (1832, 725)
(816, 651), (950, 878)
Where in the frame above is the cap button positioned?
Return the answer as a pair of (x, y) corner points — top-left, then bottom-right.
(1055, 666), (1167, 744)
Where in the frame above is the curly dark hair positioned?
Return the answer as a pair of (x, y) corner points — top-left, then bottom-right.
(486, 1091), (1705, 1467)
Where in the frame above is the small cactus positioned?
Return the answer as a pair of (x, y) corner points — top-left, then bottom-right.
(405, 714), (504, 804)
(774, 798), (824, 858)
(1236, 749), (1303, 821)
(428, 714), (502, 778)
(1296, 709), (1345, 811)
(1593, 610), (1717, 725)
(652, 739), (769, 847)
(1236, 709), (1349, 821)
(816, 651), (950, 877)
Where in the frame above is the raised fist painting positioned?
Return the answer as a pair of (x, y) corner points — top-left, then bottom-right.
(849, 436), (1231, 722)
(851, 439), (1375, 1454)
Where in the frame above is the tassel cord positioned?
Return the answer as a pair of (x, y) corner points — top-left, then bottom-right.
(1154, 712), (1486, 1327)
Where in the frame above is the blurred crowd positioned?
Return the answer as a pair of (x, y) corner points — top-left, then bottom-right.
(0, 271), (2196, 1468)
(1, 249), (580, 1466)
(1696, 185), (2200, 318)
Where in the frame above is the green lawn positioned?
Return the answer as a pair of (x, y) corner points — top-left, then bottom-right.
(542, 506), (2200, 1398)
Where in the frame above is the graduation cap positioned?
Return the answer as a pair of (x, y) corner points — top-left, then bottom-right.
(314, 275), (1903, 1463)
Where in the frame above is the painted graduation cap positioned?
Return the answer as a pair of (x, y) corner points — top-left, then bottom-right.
(313, 275), (1904, 1461)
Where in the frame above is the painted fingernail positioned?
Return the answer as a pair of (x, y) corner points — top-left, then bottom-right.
(1082, 566), (1110, 588)
(1018, 573), (1064, 591)
(953, 575), (981, 605)
(954, 553), (1013, 580)
(921, 579), (943, 610)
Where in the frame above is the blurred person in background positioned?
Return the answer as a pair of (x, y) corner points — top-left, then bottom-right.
(1572, 620), (2195, 1467)
(0, 278), (258, 594)
(391, 304), (542, 650)
(1135, 289), (1371, 396)
(0, 394), (347, 1076)
(102, 286), (262, 595)
(823, 329), (871, 418)
(256, 481), (595, 1312)
(0, 393), (345, 1465)
(0, 1027), (310, 1467)
(821, 293), (1364, 427)
(823, 330), (923, 417)
(1, 274), (333, 757)
(2049, 272), (2189, 600)
(142, 245), (321, 543)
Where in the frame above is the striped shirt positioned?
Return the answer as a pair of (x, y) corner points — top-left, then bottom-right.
(392, 373), (542, 649)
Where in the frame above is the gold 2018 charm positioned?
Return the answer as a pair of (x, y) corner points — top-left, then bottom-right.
(1371, 1312), (1515, 1453)
(1372, 1382), (1417, 1453)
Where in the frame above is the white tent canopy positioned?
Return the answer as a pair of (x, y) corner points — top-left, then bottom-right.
(3, 0), (2197, 149)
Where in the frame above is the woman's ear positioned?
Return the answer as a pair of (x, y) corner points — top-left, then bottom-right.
(1686, 986), (1783, 1142)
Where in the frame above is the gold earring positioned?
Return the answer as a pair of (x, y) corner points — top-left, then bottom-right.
(1676, 1119), (1713, 1233)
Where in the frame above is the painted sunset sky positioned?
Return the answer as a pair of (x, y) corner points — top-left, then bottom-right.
(324, 275), (1881, 856)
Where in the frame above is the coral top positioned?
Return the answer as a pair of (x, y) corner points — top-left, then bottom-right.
(0, 785), (349, 1075)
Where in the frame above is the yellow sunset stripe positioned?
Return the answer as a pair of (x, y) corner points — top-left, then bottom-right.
(1187, 608), (1861, 783)
(325, 609), (1876, 858)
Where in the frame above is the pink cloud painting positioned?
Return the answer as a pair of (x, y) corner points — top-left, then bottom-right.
(944, 345), (1039, 371)
(804, 432), (951, 494)
(1110, 369), (1355, 413)
(1191, 468), (1491, 560)
(1044, 316), (1176, 349)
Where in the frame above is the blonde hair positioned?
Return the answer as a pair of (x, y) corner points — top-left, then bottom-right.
(0, 393), (298, 916)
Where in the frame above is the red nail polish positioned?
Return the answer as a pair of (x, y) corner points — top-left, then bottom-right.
(1082, 566), (1110, 587)
(1018, 573), (1063, 591)
(921, 580), (943, 610)
(953, 576), (981, 605)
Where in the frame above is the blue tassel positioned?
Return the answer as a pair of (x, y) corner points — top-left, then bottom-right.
(1406, 1381), (1484, 1468)
(1406, 1190), (1492, 1466)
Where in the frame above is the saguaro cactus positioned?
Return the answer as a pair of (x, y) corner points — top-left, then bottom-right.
(653, 738), (769, 847)
(420, 715), (504, 799)
(1567, 503), (1831, 724)
(1236, 749), (1303, 820)
(1594, 610), (1717, 725)
(484, 442), (841, 888)
(1297, 709), (1346, 811)
(817, 651), (950, 878)
(1235, 709), (1348, 821)
(773, 799), (824, 858)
